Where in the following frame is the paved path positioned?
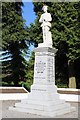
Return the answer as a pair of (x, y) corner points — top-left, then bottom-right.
(0, 100), (79, 118)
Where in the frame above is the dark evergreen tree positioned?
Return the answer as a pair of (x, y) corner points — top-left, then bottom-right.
(1, 2), (29, 86)
(25, 52), (35, 91)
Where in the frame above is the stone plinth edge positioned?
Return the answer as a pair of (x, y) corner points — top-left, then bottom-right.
(33, 47), (58, 54)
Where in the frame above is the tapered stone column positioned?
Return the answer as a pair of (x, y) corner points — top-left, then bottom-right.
(9, 47), (75, 117)
(34, 47), (57, 85)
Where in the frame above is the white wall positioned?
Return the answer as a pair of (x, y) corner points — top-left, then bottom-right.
(0, 87), (79, 102)
(0, 93), (28, 100)
(0, 87), (28, 100)
(57, 88), (80, 102)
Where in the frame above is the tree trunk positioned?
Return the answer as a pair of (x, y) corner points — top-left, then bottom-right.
(68, 61), (76, 88)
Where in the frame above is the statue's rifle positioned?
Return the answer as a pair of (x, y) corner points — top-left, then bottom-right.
(43, 19), (46, 42)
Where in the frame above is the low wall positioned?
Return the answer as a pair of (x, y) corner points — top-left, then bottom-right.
(0, 87), (28, 93)
(0, 93), (28, 100)
(0, 87), (80, 102)
(0, 87), (28, 100)
(57, 88), (80, 102)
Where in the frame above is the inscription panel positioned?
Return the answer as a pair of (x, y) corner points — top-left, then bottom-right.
(34, 54), (55, 84)
(35, 61), (46, 74)
(47, 56), (55, 82)
(34, 56), (47, 82)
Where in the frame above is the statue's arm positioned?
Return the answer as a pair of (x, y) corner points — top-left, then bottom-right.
(47, 13), (52, 22)
(40, 13), (52, 22)
(39, 15), (43, 23)
(39, 13), (52, 23)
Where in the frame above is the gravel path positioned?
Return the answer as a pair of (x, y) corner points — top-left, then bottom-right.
(0, 100), (79, 118)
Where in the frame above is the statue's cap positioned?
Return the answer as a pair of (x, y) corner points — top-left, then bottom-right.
(42, 5), (48, 10)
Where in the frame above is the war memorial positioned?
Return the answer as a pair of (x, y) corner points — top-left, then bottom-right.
(9, 5), (75, 117)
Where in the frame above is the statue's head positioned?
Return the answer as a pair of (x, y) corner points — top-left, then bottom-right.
(42, 5), (48, 12)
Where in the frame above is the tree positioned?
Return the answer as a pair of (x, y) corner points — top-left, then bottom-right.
(2, 40), (28, 86)
(28, 2), (80, 88)
(25, 51), (35, 91)
(51, 2), (80, 88)
(1, 2), (29, 86)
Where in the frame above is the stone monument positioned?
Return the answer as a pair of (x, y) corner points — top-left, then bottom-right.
(9, 5), (75, 117)
(39, 5), (52, 48)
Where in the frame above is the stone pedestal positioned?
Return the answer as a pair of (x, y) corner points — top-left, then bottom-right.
(9, 47), (75, 117)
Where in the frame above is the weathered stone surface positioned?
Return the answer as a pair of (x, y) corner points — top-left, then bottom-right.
(9, 47), (75, 117)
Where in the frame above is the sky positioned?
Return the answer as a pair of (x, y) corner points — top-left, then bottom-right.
(22, 1), (36, 59)
(22, 2), (36, 27)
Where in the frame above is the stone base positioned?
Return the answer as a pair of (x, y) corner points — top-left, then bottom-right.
(38, 43), (52, 48)
(9, 84), (75, 117)
(9, 47), (75, 117)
